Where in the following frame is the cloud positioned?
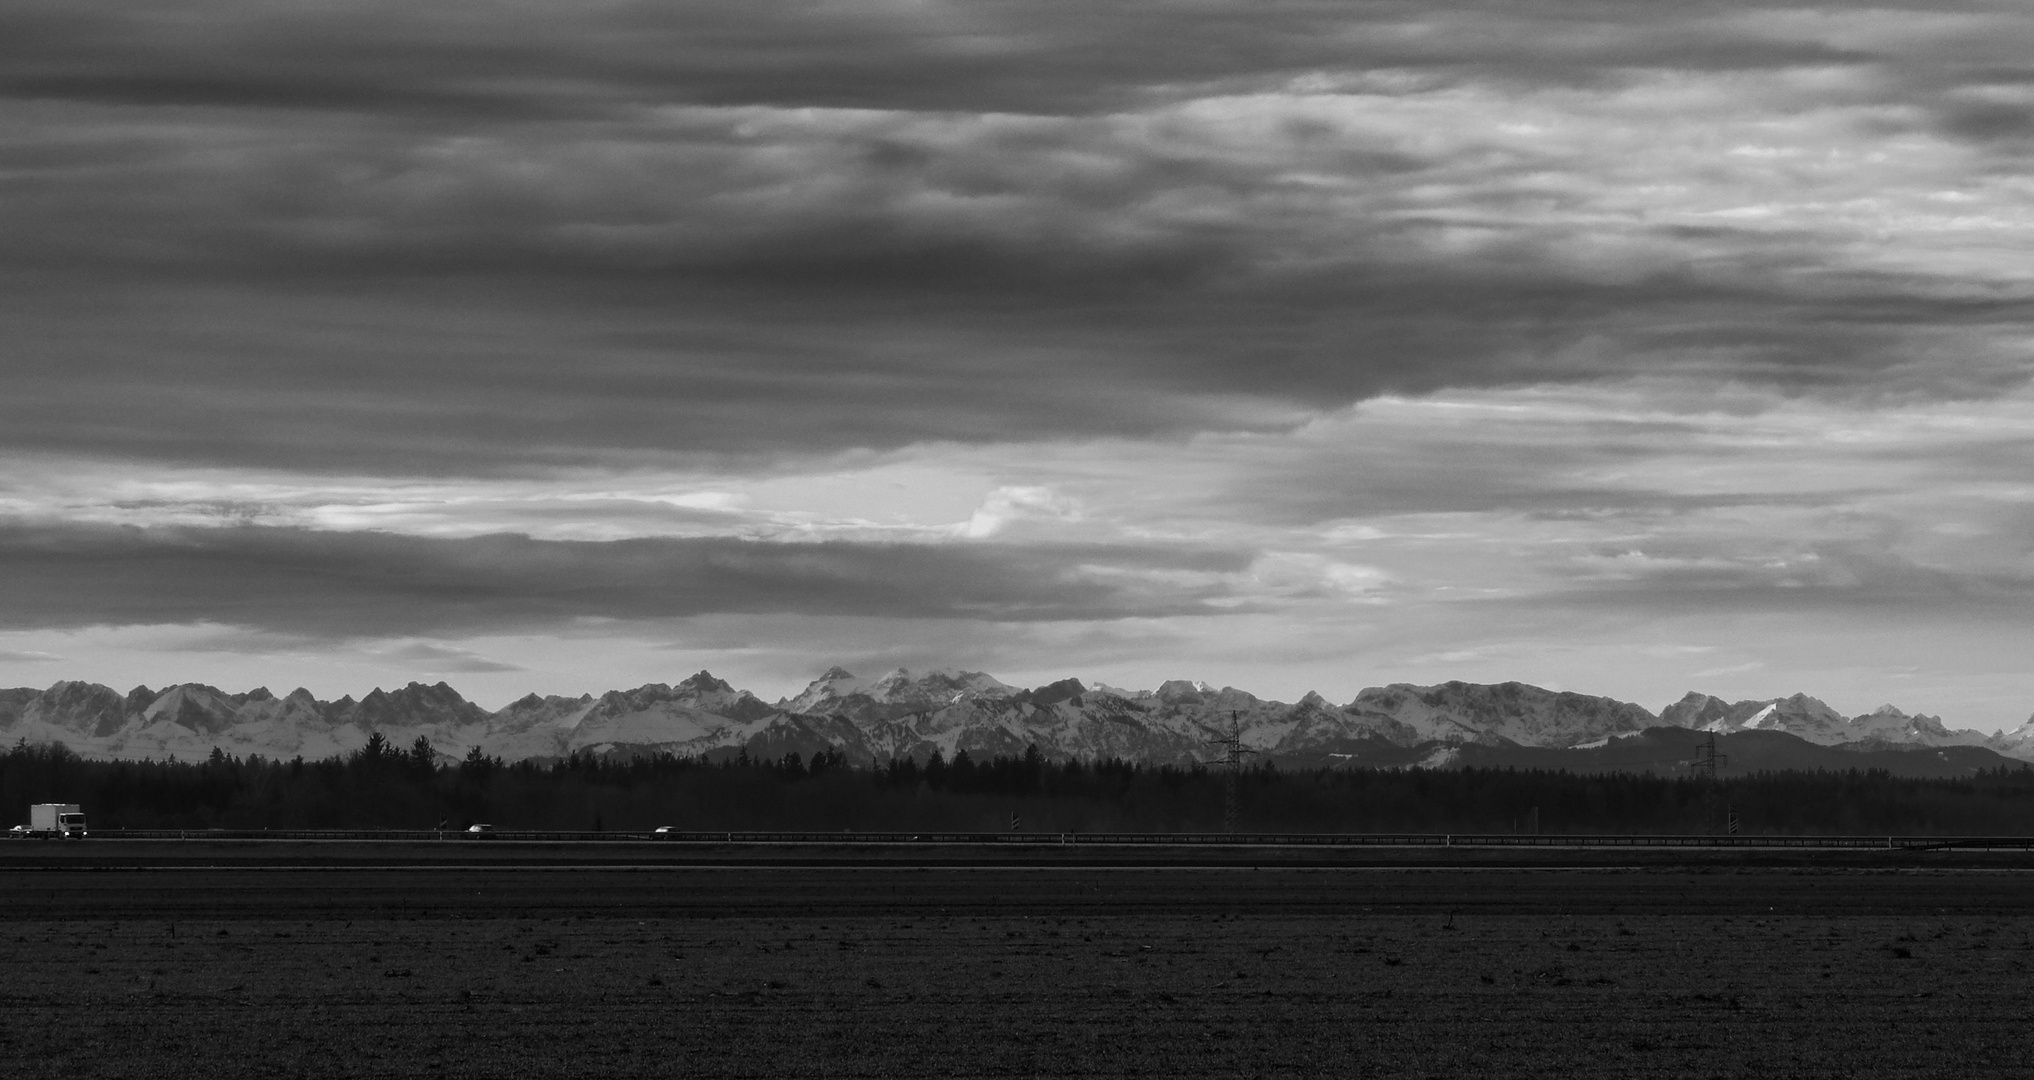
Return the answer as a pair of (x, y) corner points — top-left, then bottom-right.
(1691, 660), (1765, 678)
(0, 649), (63, 663)
(377, 642), (524, 674)
(1, 2), (2030, 474)
(959, 486), (1080, 539)
(0, 521), (1254, 637)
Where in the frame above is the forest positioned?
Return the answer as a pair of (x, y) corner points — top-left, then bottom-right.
(7, 735), (2034, 835)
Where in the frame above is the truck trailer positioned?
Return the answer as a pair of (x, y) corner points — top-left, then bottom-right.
(24, 804), (87, 839)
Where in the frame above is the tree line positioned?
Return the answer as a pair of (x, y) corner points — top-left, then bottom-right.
(5, 736), (2034, 834)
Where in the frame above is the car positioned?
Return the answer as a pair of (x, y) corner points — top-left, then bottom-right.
(466, 823), (496, 837)
(653, 825), (680, 837)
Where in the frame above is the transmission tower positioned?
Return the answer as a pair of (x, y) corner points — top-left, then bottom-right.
(1689, 731), (1727, 780)
(1689, 732), (1730, 836)
(1202, 711), (1259, 834)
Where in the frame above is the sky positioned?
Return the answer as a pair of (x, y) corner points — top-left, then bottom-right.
(4, 1), (2034, 728)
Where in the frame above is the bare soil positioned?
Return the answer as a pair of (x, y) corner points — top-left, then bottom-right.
(3, 860), (2033, 1077)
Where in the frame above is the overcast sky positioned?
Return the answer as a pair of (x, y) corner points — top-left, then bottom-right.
(5, 1), (2034, 727)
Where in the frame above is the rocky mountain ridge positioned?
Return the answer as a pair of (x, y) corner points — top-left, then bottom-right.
(1, 668), (2027, 769)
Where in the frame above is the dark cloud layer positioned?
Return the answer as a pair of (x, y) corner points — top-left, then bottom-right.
(0, 522), (1252, 636)
(0, 1), (1973, 116)
(4, 1), (2032, 473)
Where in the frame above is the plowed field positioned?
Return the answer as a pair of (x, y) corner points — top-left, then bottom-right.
(4, 859), (2033, 1077)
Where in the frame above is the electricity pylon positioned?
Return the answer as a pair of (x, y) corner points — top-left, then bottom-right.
(1689, 731), (1727, 779)
(1689, 731), (1729, 835)
(1202, 711), (1258, 834)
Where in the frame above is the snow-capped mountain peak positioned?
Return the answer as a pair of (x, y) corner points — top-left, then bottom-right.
(779, 667), (873, 713)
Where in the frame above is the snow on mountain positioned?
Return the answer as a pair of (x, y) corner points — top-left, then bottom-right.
(113, 684), (327, 760)
(1662, 693), (1849, 740)
(312, 682), (492, 762)
(0, 680), (494, 762)
(1660, 692), (1995, 751)
(558, 675), (777, 758)
(1657, 692), (1737, 732)
(1991, 715), (2034, 761)
(1, 669), (2029, 766)
(779, 666), (1016, 720)
(193, 688), (330, 757)
(1346, 682), (1658, 748)
(1841, 704), (1981, 748)
(15, 681), (132, 742)
(776, 665), (871, 714)
(139, 684), (245, 736)
(0, 687), (37, 729)
(482, 691), (599, 760)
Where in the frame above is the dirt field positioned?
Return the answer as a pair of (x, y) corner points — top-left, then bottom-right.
(4, 854), (2034, 1077)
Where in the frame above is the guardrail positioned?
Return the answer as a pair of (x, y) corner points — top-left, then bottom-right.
(62, 829), (2034, 850)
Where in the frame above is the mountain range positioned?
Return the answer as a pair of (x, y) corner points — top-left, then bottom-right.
(4, 667), (2032, 777)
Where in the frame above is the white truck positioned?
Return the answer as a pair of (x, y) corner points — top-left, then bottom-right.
(21, 804), (88, 839)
